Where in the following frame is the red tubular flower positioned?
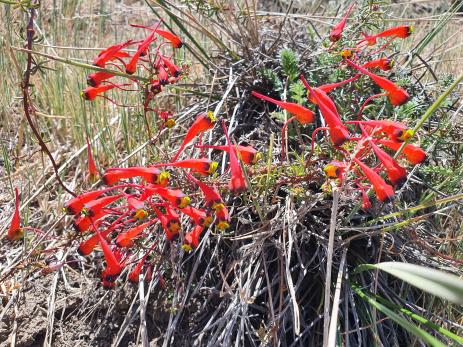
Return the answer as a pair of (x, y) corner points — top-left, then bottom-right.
(222, 121), (248, 193)
(305, 87), (339, 118)
(160, 55), (181, 77)
(153, 206), (181, 240)
(362, 58), (394, 71)
(172, 112), (216, 162)
(345, 59), (409, 106)
(87, 71), (115, 87)
(77, 215), (126, 256)
(64, 189), (108, 215)
(157, 65), (169, 85)
(128, 250), (153, 283)
(350, 120), (414, 142)
(181, 206), (213, 227)
(128, 257), (145, 283)
(150, 80), (163, 95)
(251, 91), (314, 125)
(165, 204), (180, 219)
(155, 158), (218, 176)
(215, 207), (230, 231)
(300, 76), (350, 146)
(146, 187), (191, 209)
(102, 166), (170, 186)
(358, 26), (413, 47)
(158, 111), (176, 128)
(359, 32), (377, 46)
(79, 232), (106, 256)
(329, 3), (355, 42)
(377, 139), (426, 164)
(354, 158), (395, 202)
(86, 137), (98, 180)
(130, 24), (183, 48)
(360, 188), (372, 210)
(125, 31), (157, 74)
(7, 188), (23, 241)
(376, 25), (414, 39)
(252, 90), (315, 160)
(155, 29), (183, 48)
(81, 84), (129, 101)
(93, 40), (134, 67)
(97, 231), (122, 280)
(187, 174), (225, 211)
(82, 195), (121, 217)
(127, 197), (149, 220)
(115, 220), (156, 248)
(369, 140), (407, 186)
(73, 209), (111, 233)
(183, 225), (204, 251)
(102, 280), (117, 289)
(195, 144), (261, 165)
(317, 75), (360, 94)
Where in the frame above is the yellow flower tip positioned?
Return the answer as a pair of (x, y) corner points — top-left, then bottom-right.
(81, 208), (89, 216)
(165, 118), (176, 128)
(158, 171), (170, 186)
(212, 202), (225, 212)
(216, 221), (230, 231)
(181, 244), (193, 252)
(323, 164), (339, 178)
(401, 129), (415, 141)
(169, 221), (181, 233)
(388, 59), (395, 68)
(203, 216), (213, 227)
(208, 161), (218, 174)
(207, 111), (216, 124)
(253, 152), (263, 164)
(88, 173), (99, 184)
(409, 25), (415, 34)
(340, 49), (352, 59)
(134, 209), (148, 220)
(8, 229), (24, 241)
(80, 90), (88, 100)
(178, 196), (191, 209)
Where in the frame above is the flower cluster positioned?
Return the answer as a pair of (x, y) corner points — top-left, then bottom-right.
(6, 24), (261, 288)
(252, 5), (426, 208)
(64, 109), (260, 288)
(6, 12), (428, 288)
(80, 23), (183, 129)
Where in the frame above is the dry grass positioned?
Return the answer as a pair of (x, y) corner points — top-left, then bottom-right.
(1, 0), (463, 346)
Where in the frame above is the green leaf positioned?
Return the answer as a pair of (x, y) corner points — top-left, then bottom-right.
(351, 283), (447, 347)
(372, 292), (463, 344)
(279, 49), (299, 82)
(289, 80), (307, 105)
(354, 262), (463, 305)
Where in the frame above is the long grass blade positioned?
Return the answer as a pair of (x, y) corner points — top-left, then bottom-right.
(354, 262), (463, 305)
(351, 283), (447, 347)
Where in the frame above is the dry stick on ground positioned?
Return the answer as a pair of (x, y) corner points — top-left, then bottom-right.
(284, 195), (301, 335)
(323, 187), (340, 346)
(138, 275), (149, 347)
(327, 247), (347, 347)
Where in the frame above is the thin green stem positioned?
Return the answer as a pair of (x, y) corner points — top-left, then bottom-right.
(12, 47), (150, 83)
